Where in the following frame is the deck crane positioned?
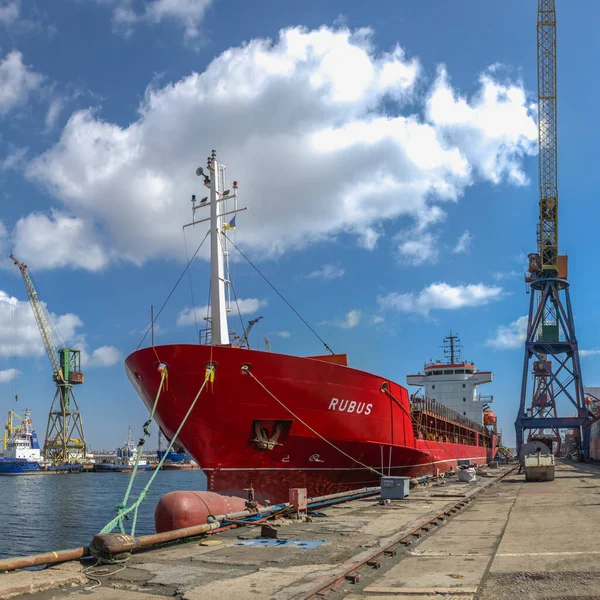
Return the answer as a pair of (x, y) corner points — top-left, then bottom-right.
(10, 255), (86, 464)
(238, 316), (263, 349)
(515, 0), (590, 458)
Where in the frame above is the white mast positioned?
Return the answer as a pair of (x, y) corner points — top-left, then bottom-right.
(208, 151), (229, 345)
(184, 150), (248, 346)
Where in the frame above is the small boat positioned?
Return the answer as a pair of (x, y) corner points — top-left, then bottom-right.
(155, 432), (199, 469)
(94, 425), (149, 472)
(0, 409), (82, 475)
(161, 460), (200, 471)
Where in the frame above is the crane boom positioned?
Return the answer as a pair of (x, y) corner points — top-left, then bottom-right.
(538, 0), (559, 273)
(242, 316), (263, 349)
(10, 255), (63, 382)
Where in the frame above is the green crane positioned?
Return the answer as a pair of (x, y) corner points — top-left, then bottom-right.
(10, 254), (86, 464)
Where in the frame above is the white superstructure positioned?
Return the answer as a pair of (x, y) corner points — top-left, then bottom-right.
(407, 332), (494, 424)
(114, 425), (147, 468)
(4, 409), (42, 461)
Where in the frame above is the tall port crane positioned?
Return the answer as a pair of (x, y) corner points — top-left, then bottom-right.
(515, 0), (590, 458)
(10, 255), (87, 463)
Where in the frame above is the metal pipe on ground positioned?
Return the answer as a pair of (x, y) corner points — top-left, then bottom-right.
(0, 547), (89, 572)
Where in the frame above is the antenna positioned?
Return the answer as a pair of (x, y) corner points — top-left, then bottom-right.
(441, 330), (463, 364)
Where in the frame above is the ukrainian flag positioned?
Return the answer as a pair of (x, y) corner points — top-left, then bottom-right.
(224, 216), (236, 230)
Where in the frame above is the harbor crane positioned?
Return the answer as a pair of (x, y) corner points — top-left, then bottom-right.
(10, 255), (87, 464)
(515, 0), (591, 458)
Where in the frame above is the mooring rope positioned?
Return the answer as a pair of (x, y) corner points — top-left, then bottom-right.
(98, 365), (214, 539)
(242, 367), (384, 477)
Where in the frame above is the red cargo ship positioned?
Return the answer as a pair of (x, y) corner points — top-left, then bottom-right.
(125, 152), (499, 503)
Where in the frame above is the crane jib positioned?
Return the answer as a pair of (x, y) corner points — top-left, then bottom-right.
(537, 0), (559, 273)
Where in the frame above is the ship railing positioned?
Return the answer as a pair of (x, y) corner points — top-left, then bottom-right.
(410, 395), (488, 436)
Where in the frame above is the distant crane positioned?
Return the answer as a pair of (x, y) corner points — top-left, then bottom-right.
(10, 255), (86, 464)
(239, 316), (263, 349)
(515, 1), (590, 458)
(3, 409), (25, 450)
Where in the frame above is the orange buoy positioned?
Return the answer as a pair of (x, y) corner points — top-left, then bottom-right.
(155, 491), (253, 533)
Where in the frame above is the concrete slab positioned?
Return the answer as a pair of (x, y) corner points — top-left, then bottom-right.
(363, 555), (490, 594)
(47, 590), (165, 600)
(478, 462), (600, 599)
(412, 534), (499, 556)
(346, 596), (475, 600)
(0, 563), (86, 600)
(183, 564), (335, 600)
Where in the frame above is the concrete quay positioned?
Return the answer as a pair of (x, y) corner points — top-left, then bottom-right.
(2, 461), (599, 600)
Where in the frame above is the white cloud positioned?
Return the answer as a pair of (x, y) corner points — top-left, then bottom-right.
(275, 330), (291, 338)
(370, 315), (384, 324)
(323, 309), (361, 329)
(99, 0), (212, 39)
(580, 349), (600, 358)
(453, 230), (472, 254)
(177, 297), (267, 326)
(133, 323), (165, 336)
(12, 211), (108, 271)
(26, 26), (536, 271)
(0, 288), (120, 368)
(0, 289), (82, 357)
(486, 315), (528, 349)
(1, 146), (28, 171)
(45, 96), (63, 130)
(0, 50), (43, 116)
(493, 270), (520, 281)
(397, 232), (439, 266)
(0, 1), (19, 25)
(0, 368), (20, 382)
(306, 264), (345, 280)
(379, 282), (503, 316)
(0, 1), (54, 36)
(426, 66), (537, 185)
(84, 345), (122, 367)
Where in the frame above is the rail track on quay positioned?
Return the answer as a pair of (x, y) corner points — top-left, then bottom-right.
(302, 464), (518, 599)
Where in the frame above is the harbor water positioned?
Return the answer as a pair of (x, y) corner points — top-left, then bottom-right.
(0, 470), (207, 559)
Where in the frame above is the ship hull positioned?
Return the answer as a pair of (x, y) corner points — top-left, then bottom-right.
(0, 460), (83, 475)
(126, 345), (495, 502)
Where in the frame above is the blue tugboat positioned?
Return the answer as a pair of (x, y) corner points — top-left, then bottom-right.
(0, 409), (82, 475)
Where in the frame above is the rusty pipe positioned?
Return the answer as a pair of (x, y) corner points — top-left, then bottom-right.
(90, 520), (222, 560)
(0, 546), (89, 572)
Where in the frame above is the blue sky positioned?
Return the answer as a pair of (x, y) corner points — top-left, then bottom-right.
(0, 0), (598, 450)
